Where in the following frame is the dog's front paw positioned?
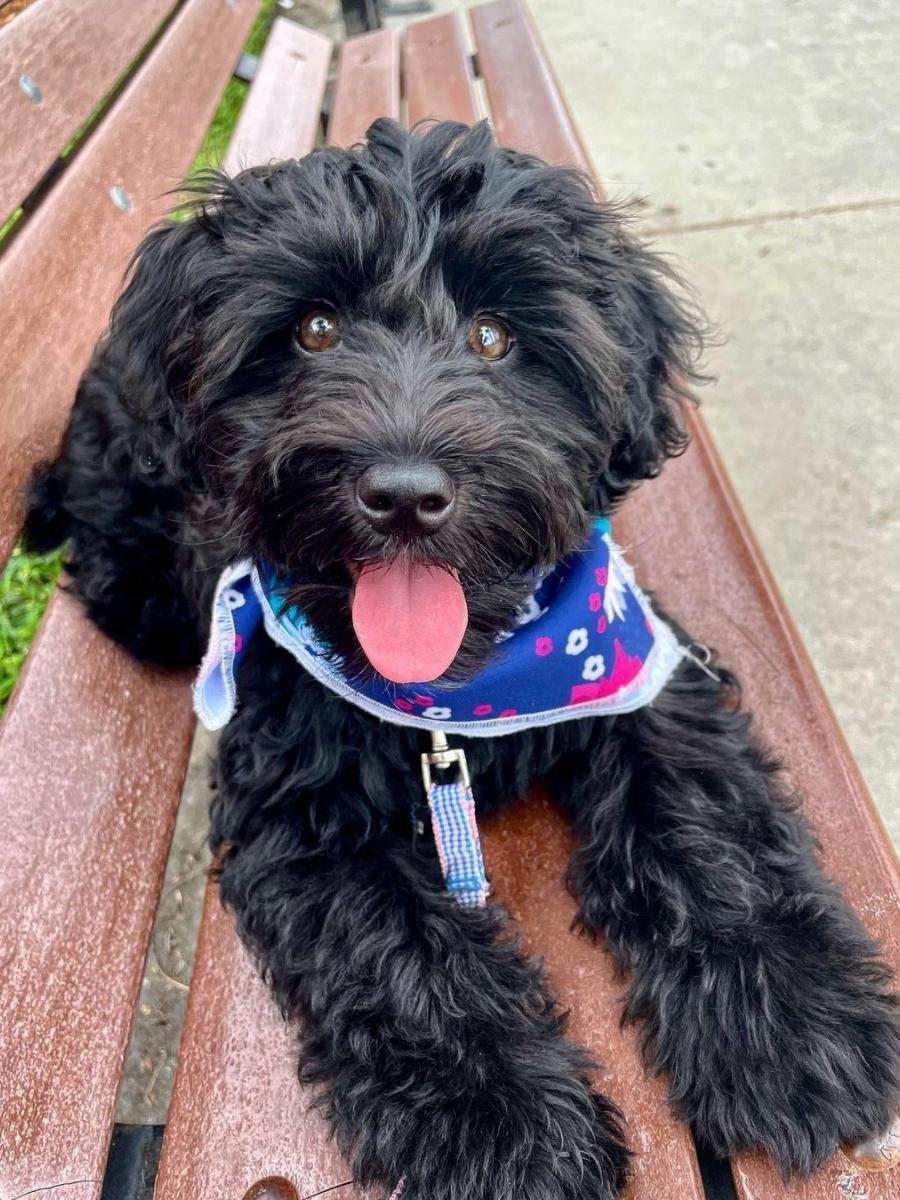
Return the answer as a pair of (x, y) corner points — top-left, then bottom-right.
(393, 1083), (628, 1200)
(631, 912), (900, 1175)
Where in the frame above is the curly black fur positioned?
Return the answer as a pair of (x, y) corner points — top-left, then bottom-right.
(25, 120), (899, 1195)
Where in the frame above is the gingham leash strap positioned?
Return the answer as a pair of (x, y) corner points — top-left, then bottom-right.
(386, 739), (488, 1197)
(426, 779), (489, 908)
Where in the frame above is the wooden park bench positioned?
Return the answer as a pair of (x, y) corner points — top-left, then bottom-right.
(1, 2), (897, 1198)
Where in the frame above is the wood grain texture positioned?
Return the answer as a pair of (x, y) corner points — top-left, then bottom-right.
(0, 589), (195, 1200)
(155, 32), (378, 1200)
(0, 0), (177, 218)
(470, 1), (900, 1194)
(0, 0), (258, 568)
(480, 794), (706, 1200)
(223, 17), (331, 175)
(405, 12), (478, 127)
(470, 0), (590, 170)
(327, 27), (399, 148)
(154, 889), (362, 1200)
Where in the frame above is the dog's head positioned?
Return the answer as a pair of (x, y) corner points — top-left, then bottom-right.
(107, 119), (703, 682)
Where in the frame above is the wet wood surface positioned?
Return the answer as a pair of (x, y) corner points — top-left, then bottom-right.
(0, 0), (257, 568)
(0, 590), (194, 1200)
(0, 0), (178, 218)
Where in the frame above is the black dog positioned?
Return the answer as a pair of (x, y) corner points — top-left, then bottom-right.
(26, 120), (899, 1198)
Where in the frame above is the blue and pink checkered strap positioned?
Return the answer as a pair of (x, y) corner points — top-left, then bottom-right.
(427, 780), (489, 909)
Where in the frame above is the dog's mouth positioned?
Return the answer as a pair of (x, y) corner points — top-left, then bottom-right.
(349, 558), (469, 684)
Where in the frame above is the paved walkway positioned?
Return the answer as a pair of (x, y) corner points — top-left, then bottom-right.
(525, 0), (900, 843)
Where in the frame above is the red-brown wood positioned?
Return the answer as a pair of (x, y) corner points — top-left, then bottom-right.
(0, 590), (194, 1200)
(471, 0), (591, 171)
(154, 891), (361, 1200)
(327, 27), (400, 148)
(223, 17), (331, 175)
(155, 32), (374, 1199)
(0, 0), (258, 569)
(405, 12), (478, 127)
(481, 794), (706, 1200)
(0, 0), (178, 219)
(470, 1), (900, 1195)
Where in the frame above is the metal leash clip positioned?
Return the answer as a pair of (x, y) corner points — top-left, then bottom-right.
(421, 729), (470, 794)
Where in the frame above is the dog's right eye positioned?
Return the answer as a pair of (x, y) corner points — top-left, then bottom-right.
(296, 308), (340, 352)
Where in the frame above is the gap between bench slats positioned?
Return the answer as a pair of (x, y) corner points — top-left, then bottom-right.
(470, 3), (900, 1199)
(0, 0), (178, 221)
(0, 1), (257, 1197)
(0, 0), (257, 569)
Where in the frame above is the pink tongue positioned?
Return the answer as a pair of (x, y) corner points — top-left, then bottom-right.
(351, 561), (468, 683)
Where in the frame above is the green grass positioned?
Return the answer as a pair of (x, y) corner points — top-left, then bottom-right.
(0, 546), (64, 712)
(0, 0), (276, 714)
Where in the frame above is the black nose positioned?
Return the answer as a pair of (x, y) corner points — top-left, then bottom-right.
(356, 462), (455, 536)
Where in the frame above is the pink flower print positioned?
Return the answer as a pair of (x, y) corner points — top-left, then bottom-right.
(412, 694), (434, 707)
(588, 592), (602, 612)
(473, 703), (492, 717)
(594, 566), (608, 587)
(498, 708), (518, 718)
(535, 636), (553, 657)
(394, 699), (414, 711)
(233, 633), (243, 652)
(596, 616), (607, 634)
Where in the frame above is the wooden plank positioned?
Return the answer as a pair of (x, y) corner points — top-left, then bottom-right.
(405, 11), (478, 127)
(0, 0), (258, 569)
(0, 590), (195, 1200)
(470, 0), (590, 170)
(223, 17), (331, 175)
(155, 32), (363, 1200)
(154, 890), (359, 1200)
(471, 2), (900, 1197)
(0, 1), (256, 1195)
(481, 794), (706, 1200)
(327, 26), (400, 147)
(0, 0), (177, 218)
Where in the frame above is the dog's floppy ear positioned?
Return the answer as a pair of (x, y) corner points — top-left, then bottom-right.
(102, 214), (210, 443)
(578, 206), (707, 508)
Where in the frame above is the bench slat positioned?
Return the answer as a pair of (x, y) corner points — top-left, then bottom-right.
(0, 0), (177, 219)
(0, 591), (194, 1200)
(405, 12), (478, 127)
(472, 1), (900, 1195)
(0, 0), (257, 569)
(155, 890), (359, 1199)
(155, 39), (356, 1198)
(470, 0), (590, 170)
(470, 4), (706, 1196)
(327, 27), (400, 147)
(223, 17), (331, 175)
(0, 0), (256, 1194)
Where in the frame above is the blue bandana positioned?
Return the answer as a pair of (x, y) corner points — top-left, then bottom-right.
(194, 518), (684, 737)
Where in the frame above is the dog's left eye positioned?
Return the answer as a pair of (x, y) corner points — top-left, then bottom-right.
(467, 316), (512, 361)
(297, 308), (340, 352)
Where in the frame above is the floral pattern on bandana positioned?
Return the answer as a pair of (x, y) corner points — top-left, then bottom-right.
(194, 518), (685, 737)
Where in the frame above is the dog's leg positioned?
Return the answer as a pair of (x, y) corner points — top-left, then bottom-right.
(24, 363), (208, 666)
(213, 662), (630, 1199)
(557, 655), (900, 1175)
